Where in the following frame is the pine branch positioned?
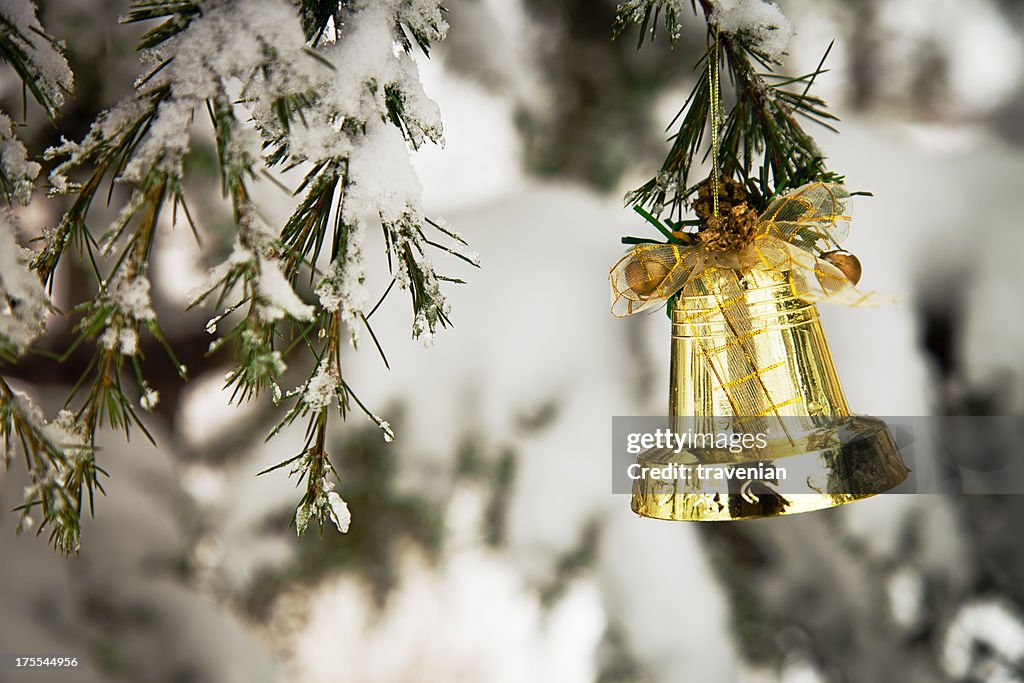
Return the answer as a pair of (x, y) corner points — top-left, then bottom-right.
(14, 0), (472, 550)
(0, 376), (93, 554)
(0, 1), (88, 555)
(0, 8), (72, 119)
(617, 0), (846, 221)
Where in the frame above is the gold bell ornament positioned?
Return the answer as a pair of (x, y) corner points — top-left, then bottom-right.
(610, 179), (909, 521)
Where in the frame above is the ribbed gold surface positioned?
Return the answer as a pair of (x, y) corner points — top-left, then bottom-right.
(669, 269), (848, 426)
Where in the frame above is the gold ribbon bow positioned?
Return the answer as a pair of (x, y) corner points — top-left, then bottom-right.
(610, 182), (876, 317)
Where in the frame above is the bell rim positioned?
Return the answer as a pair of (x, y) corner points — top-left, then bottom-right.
(628, 416), (910, 522)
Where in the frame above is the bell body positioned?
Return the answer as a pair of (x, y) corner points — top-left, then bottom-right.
(668, 269), (849, 425)
(632, 268), (909, 521)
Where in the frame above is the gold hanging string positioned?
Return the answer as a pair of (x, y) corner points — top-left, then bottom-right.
(696, 25), (796, 445)
(708, 24), (721, 218)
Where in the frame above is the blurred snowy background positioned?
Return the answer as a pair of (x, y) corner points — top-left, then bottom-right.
(3, 0), (1024, 681)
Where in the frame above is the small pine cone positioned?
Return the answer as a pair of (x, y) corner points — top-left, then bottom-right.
(698, 201), (761, 253)
(692, 176), (748, 223)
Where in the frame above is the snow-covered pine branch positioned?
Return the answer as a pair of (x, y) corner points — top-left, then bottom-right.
(709, 0), (793, 61)
(24, 0), (471, 545)
(0, 0), (73, 118)
(615, 0), (792, 59)
(0, 377), (92, 554)
(0, 113), (40, 205)
(0, 1), (92, 554)
(0, 0), (70, 203)
(616, 0), (835, 217)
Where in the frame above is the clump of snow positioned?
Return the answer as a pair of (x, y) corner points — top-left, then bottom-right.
(11, 397), (91, 552)
(0, 0), (73, 114)
(120, 99), (194, 182)
(395, 0), (449, 44)
(0, 113), (41, 204)
(140, 386), (160, 412)
(374, 417), (395, 443)
(303, 360), (338, 412)
(315, 242), (368, 340)
(326, 491), (351, 534)
(255, 255), (314, 322)
(346, 121), (423, 225)
(118, 0), (312, 182)
(293, 475), (351, 536)
(97, 327), (117, 351)
(192, 243), (252, 304)
(111, 275), (156, 322)
(193, 218), (313, 341)
(0, 211), (49, 356)
(712, 0), (793, 60)
(942, 599), (1024, 679)
(98, 324), (139, 355)
(119, 328), (139, 356)
(92, 273), (157, 358)
(294, 500), (311, 536)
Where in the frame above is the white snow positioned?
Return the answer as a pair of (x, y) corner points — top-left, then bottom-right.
(942, 600), (1024, 679)
(273, 486), (604, 683)
(345, 121), (423, 225)
(0, 0), (73, 113)
(302, 359), (337, 411)
(255, 255), (314, 322)
(97, 326), (117, 351)
(121, 98), (194, 182)
(326, 491), (351, 534)
(92, 275), (158, 357)
(0, 113), (41, 204)
(886, 566), (926, 628)
(140, 386), (160, 412)
(118, 327), (139, 356)
(111, 275), (156, 322)
(315, 239), (369, 340)
(712, 0), (793, 59)
(0, 211), (49, 355)
(375, 417), (395, 442)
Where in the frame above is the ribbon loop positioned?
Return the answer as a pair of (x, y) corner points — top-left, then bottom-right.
(610, 182), (876, 317)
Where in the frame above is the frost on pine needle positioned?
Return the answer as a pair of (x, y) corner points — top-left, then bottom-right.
(0, 212), (50, 360)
